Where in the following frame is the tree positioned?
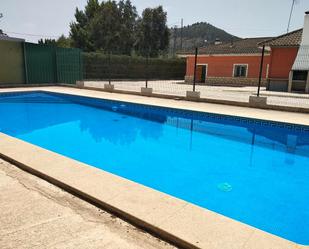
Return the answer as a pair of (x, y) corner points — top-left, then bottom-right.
(70, 0), (100, 51)
(90, 1), (121, 52)
(38, 38), (57, 45)
(69, 0), (169, 56)
(56, 35), (72, 48)
(136, 6), (169, 57)
(38, 36), (72, 48)
(89, 0), (138, 54)
(118, 0), (138, 55)
(0, 29), (7, 36)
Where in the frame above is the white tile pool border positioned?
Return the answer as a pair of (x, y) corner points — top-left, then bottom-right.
(0, 87), (308, 249)
(1, 86), (309, 126)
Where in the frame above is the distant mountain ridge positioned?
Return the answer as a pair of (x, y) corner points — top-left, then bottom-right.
(169, 22), (240, 53)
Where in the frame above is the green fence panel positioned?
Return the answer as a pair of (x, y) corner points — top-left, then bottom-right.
(56, 47), (82, 84)
(25, 43), (82, 84)
(25, 43), (56, 84)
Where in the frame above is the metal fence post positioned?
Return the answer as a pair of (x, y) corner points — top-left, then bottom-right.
(22, 42), (29, 84)
(54, 46), (58, 83)
(193, 47), (198, 92)
(108, 51), (111, 85)
(257, 45), (265, 97)
(79, 49), (83, 81)
(145, 54), (149, 88)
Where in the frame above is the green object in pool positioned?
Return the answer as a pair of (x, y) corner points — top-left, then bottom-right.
(217, 182), (233, 192)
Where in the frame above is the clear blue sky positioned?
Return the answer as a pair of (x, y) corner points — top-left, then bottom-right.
(1, 0), (309, 42)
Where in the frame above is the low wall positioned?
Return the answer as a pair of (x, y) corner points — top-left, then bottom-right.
(267, 79), (288, 92)
(0, 40), (25, 84)
(185, 76), (267, 87)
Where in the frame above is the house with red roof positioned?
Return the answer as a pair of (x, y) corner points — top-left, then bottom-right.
(261, 11), (309, 93)
(182, 37), (271, 87)
(182, 11), (309, 93)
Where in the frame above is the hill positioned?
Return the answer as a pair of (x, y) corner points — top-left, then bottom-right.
(169, 22), (240, 53)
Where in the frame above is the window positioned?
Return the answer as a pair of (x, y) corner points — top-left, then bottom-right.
(233, 65), (247, 77)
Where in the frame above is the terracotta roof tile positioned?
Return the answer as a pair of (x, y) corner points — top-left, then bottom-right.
(259, 29), (302, 47)
(181, 37), (271, 55)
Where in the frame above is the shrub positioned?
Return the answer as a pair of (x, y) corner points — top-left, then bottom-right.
(83, 52), (186, 80)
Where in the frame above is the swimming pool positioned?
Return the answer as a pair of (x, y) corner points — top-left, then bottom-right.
(0, 91), (308, 245)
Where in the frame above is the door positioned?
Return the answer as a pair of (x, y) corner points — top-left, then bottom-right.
(195, 65), (207, 83)
(201, 65), (207, 82)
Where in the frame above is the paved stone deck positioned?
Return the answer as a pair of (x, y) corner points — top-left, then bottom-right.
(84, 80), (309, 109)
(0, 159), (175, 249)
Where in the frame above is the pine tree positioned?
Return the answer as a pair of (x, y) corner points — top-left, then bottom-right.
(136, 6), (169, 57)
(70, 0), (100, 51)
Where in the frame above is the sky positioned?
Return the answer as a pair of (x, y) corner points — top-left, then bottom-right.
(1, 0), (309, 43)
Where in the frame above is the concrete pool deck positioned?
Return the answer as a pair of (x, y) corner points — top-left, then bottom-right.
(0, 159), (175, 249)
(0, 86), (308, 249)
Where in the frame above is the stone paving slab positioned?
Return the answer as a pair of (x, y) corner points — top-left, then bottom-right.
(84, 80), (309, 108)
(0, 159), (175, 249)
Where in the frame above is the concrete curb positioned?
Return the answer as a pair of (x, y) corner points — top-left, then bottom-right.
(80, 86), (309, 114)
(1, 84), (308, 114)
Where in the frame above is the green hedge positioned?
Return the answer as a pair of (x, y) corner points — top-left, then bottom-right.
(83, 52), (186, 80)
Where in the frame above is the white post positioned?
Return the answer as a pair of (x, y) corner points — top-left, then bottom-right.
(104, 84), (114, 92)
(288, 71), (293, 92)
(76, 81), (84, 88)
(186, 91), (201, 100)
(305, 71), (309, 93)
(141, 87), (153, 96)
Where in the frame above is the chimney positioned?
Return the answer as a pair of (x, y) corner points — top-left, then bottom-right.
(214, 38), (222, 45)
(300, 11), (309, 45)
(289, 11), (309, 93)
(292, 11), (309, 71)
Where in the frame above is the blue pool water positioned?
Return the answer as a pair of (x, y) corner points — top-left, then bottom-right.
(0, 91), (308, 244)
